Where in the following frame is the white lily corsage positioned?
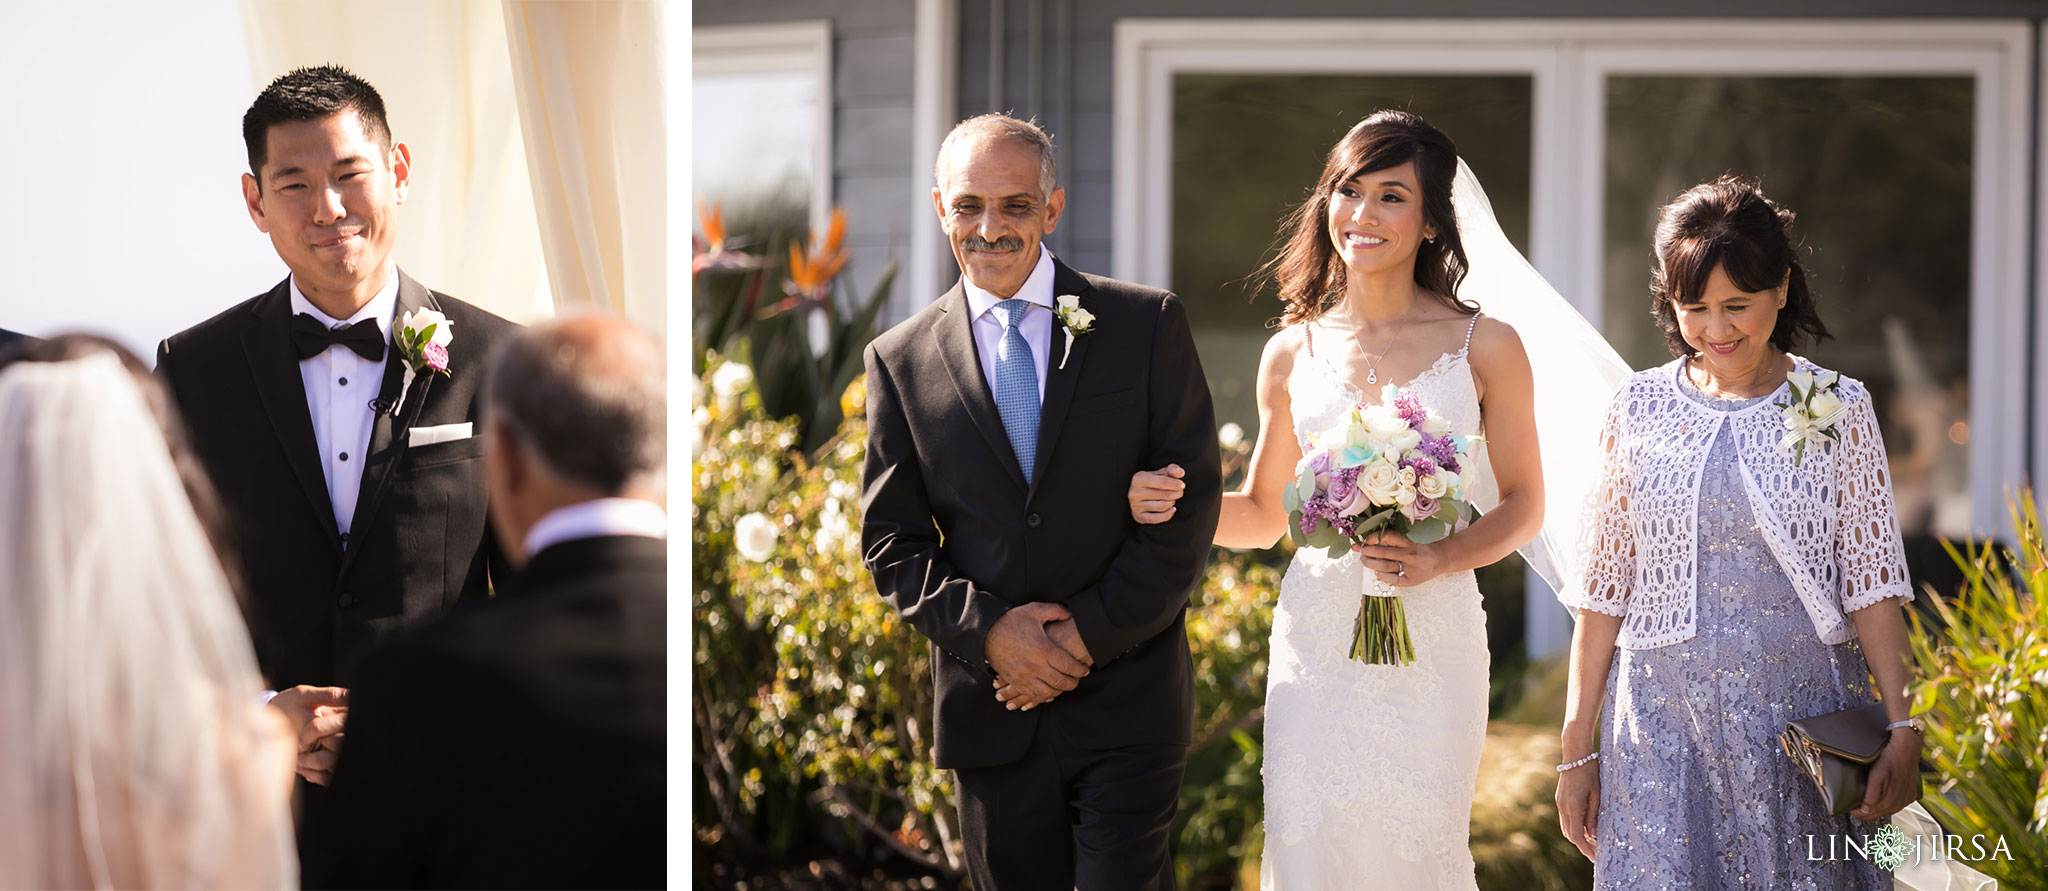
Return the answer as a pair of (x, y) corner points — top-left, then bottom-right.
(1053, 294), (1093, 370)
(1776, 367), (1846, 466)
(394, 308), (454, 411)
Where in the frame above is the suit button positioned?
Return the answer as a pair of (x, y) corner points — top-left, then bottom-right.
(338, 592), (355, 610)
(1027, 513), (1042, 528)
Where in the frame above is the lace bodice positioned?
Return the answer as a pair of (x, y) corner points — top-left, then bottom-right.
(1568, 357), (1914, 649)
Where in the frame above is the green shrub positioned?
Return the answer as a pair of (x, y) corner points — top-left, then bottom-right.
(1909, 490), (2048, 890)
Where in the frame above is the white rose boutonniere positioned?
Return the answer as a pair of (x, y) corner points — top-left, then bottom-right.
(395, 308), (455, 411)
(1776, 367), (1848, 466)
(1053, 294), (1094, 370)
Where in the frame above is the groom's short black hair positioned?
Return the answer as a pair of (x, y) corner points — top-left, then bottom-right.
(242, 64), (393, 182)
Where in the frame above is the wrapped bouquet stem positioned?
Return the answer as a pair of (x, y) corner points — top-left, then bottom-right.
(1283, 384), (1481, 666)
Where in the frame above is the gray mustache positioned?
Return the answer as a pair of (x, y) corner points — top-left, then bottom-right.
(962, 236), (1024, 252)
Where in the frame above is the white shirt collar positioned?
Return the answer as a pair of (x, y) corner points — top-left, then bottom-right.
(523, 497), (668, 560)
(962, 245), (1056, 321)
(289, 269), (401, 339)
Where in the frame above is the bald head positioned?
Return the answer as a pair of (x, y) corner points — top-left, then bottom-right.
(483, 314), (665, 496)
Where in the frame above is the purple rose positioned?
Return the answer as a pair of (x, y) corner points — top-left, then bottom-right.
(423, 341), (450, 372)
(1332, 483), (1370, 517)
(1402, 494), (1439, 522)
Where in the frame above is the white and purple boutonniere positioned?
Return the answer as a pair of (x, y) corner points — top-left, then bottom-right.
(1053, 294), (1093, 370)
(1776, 368), (1846, 466)
(394, 308), (454, 410)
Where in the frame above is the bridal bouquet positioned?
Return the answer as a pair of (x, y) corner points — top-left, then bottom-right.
(1283, 385), (1480, 665)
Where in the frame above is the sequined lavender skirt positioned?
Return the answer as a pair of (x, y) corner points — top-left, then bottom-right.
(1592, 412), (1890, 890)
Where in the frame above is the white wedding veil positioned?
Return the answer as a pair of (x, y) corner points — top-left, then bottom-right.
(1450, 159), (1633, 596)
(0, 353), (296, 888)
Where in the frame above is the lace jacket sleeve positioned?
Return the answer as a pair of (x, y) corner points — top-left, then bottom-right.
(1832, 386), (1915, 611)
(1567, 386), (1635, 616)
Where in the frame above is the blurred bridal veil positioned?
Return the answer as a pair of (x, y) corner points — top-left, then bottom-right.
(1450, 158), (1632, 598)
(0, 348), (295, 888)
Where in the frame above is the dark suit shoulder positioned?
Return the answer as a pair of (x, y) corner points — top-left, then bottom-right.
(869, 288), (952, 360)
(426, 291), (521, 342)
(159, 287), (277, 358)
(1076, 269), (1175, 305)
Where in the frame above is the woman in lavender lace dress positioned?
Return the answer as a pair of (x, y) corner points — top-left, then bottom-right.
(1555, 176), (1924, 888)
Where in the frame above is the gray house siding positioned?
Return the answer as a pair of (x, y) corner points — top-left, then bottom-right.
(697, 0), (920, 316)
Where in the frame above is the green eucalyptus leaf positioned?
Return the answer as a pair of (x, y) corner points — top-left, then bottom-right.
(1406, 517), (1450, 544)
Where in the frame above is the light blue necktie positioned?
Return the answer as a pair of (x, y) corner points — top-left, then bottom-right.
(992, 298), (1039, 486)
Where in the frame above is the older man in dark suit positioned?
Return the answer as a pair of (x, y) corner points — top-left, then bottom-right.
(861, 114), (1222, 890)
(319, 313), (666, 889)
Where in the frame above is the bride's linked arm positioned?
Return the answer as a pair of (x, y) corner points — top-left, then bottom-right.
(1353, 319), (1544, 586)
(1130, 329), (1302, 549)
(1555, 388), (1634, 861)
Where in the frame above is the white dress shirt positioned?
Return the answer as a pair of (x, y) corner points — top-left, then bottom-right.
(522, 498), (669, 560)
(961, 245), (1058, 404)
(290, 275), (399, 540)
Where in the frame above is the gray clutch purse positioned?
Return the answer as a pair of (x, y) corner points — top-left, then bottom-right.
(1780, 703), (1889, 815)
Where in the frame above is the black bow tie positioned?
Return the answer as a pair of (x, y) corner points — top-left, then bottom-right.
(290, 313), (386, 362)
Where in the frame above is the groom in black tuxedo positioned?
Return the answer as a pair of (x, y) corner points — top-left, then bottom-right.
(861, 114), (1221, 890)
(155, 65), (515, 869)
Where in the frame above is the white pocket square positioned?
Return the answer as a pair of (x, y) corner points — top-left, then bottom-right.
(407, 422), (473, 447)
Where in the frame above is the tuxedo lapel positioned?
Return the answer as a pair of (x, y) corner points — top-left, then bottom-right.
(339, 272), (439, 571)
(1026, 260), (1095, 503)
(932, 283), (1028, 491)
(241, 278), (342, 552)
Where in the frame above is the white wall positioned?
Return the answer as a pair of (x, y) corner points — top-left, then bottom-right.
(0, 0), (287, 359)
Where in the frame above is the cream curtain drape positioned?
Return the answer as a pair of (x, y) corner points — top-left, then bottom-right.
(503, 0), (667, 337)
(238, 0), (555, 324)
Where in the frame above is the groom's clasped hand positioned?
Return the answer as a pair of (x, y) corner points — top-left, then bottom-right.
(268, 684), (350, 785)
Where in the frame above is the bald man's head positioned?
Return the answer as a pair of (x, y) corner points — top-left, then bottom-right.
(483, 314), (665, 495)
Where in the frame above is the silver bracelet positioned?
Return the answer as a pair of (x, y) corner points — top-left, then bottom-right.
(1555, 750), (1600, 772)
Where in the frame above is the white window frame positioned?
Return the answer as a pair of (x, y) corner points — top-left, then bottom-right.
(1115, 17), (2031, 538)
(692, 21), (835, 233)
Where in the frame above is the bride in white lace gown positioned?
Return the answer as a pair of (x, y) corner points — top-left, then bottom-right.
(1131, 110), (1628, 889)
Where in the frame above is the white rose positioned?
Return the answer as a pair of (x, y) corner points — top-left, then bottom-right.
(401, 308), (455, 348)
(1359, 459), (1403, 506)
(1218, 422), (1245, 450)
(711, 362), (755, 409)
(1808, 391), (1846, 426)
(1056, 294), (1094, 328)
(1393, 478), (1417, 506)
(1421, 411), (1450, 436)
(734, 512), (777, 562)
(1417, 469), (1449, 499)
(1437, 468), (1461, 497)
(1364, 408), (1410, 443)
(1815, 369), (1841, 390)
(1386, 428), (1423, 454)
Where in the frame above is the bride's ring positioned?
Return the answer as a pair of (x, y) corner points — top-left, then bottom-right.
(1396, 562), (1406, 578)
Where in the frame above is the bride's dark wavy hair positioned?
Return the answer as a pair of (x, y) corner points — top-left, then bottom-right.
(1255, 109), (1476, 327)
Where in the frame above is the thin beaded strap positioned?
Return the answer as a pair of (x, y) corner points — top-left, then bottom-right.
(1460, 312), (1482, 354)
